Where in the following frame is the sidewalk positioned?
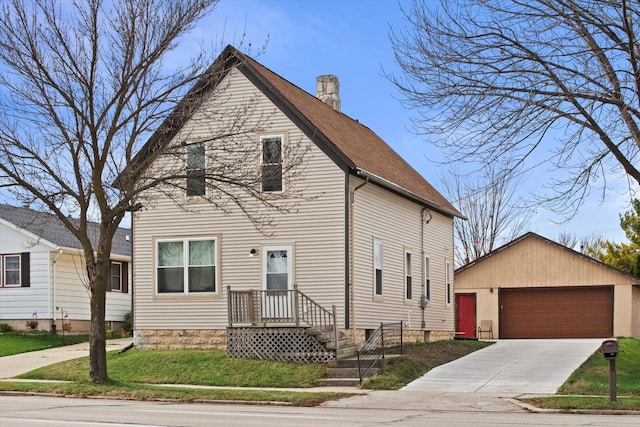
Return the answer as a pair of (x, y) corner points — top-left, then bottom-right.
(0, 338), (133, 379)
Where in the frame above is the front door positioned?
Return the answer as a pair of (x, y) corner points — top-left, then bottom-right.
(262, 246), (293, 319)
(455, 294), (477, 339)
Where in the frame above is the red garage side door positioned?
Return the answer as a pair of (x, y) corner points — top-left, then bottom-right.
(456, 294), (477, 339)
(499, 286), (613, 339)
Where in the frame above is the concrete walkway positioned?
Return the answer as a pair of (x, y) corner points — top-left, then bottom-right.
(0, 338), (133, 379)
(401, 339), (604, 396)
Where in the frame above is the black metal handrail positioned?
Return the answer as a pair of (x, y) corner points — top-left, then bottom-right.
(357, 322), (403, 383)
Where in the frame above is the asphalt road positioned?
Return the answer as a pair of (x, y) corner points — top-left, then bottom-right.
(1, 395), (639, 427)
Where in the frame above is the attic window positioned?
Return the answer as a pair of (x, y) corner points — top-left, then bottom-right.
(186, 142), (205, 197)
(261, 136), (283, 193)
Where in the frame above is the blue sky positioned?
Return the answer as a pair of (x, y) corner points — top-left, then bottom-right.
(0, 0), (631, 244)
(202, 0), (633, 243)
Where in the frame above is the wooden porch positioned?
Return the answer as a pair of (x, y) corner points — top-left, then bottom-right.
(226, 286), (356, 363)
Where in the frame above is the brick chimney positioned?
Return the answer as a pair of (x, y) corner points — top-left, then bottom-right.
(316, 75), (340, 111)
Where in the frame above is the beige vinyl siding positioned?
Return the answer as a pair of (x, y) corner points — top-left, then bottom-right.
(351, 178), (455, 332)
(133, 69), (346, 330)
(455, 237), (640, 288)
(633, 285), (640, 338)
(455, 234), (640, 339)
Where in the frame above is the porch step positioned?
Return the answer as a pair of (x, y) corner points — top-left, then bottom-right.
(325, 367), (380, 378)
(326, 354), (402, 368)
(305, 328), (358, 359)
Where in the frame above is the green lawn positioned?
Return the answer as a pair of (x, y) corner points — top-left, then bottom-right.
(19, 348), (326, 388)
(521, 337), (640, 412)
(0, 332), (89, 357)
(0, 347), (347, 406)
(2, 334), (639, 411)
(558, 337), (640, 396)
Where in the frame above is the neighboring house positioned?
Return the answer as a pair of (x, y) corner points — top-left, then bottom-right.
(455, 232), (640, 339)
(132, 45), (462, 357)
(0, 204), (132, 333)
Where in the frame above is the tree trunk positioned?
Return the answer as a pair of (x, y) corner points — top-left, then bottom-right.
(87, 256), (109, 383)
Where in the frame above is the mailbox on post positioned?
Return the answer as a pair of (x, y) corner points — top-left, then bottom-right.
(602, 340), (619, 359)
(601, 339), (619, 402)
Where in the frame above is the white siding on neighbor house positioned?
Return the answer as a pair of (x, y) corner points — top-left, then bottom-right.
(351, 177), (455, 332)
(53, 252), (131, 322)
(0, 222), (53, 321)
(133, 69), (346, 331)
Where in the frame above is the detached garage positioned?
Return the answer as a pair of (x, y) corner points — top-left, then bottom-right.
(455, 233), (640, 339)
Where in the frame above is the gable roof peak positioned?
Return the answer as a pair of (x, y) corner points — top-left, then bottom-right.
(133, 45), (462, 218)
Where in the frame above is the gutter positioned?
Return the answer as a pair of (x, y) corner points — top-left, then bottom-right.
(355, 169), (465, 219)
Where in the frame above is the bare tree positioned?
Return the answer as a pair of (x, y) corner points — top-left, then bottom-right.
(390, 0), (640, 217)
(556, 231), (603, 253)
(556, 231), (580, 250)
(444, 164), (531, 266)
(0, 0), (303, 383)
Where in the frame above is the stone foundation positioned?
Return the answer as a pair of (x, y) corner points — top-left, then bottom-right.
(134, 329), (227, 350)
(0, 318), (123, 334)
(424, 330), (455, 342)
(132, 327), (454, 350)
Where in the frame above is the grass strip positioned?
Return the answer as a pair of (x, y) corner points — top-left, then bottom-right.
(522, 396), (640, 412)
(0, 381), (351, 406)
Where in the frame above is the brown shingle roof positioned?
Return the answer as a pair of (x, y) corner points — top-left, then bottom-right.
(236, 49), (460, 217)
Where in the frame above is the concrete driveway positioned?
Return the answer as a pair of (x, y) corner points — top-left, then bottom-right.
(401, 339), (604, 396)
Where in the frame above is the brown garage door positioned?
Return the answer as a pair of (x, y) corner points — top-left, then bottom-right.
(499, 286), (613, 339)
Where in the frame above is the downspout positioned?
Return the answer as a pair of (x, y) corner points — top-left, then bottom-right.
(51, 248), (63, 332)
(421, 208), (432, 330)
(421, 207), (426, 330)
(349, 174), (369, 338)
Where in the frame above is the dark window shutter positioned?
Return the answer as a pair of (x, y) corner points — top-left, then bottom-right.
(106, 262), (113, 292)
(122, 262), (129, 293)
(21, 252), (30, 287)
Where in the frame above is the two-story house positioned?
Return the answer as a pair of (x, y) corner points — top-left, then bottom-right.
(131, 46), (462, 358)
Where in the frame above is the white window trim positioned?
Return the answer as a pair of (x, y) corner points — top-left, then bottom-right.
(424, 256), (431, 303)
(1, 254), (21, 287)
(186, 142), (206, 198)
(445, 260), (452, 307)
(373, 239), (383, 298)
(110, 261), (123, 292)
(404, 249), (413, 301)
(155, 237), (219, 296)
(260, 134), (285, 194)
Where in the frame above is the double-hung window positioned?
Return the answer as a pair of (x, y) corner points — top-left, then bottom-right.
(405, 251), (412, 300)
(108, 261), (129, 293)
(261, 135), (283, 192)
(157, 238), (217, 294)
(4, 255), (20, 286)
(186, 142), (206, 197)
(445, 260), (452, 306)
(374, 240), (383, 296)
(424, 257), (431, 302)
(1, 253), (29, 287)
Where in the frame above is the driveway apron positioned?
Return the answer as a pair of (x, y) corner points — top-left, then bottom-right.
(401, 339), (604, 396)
